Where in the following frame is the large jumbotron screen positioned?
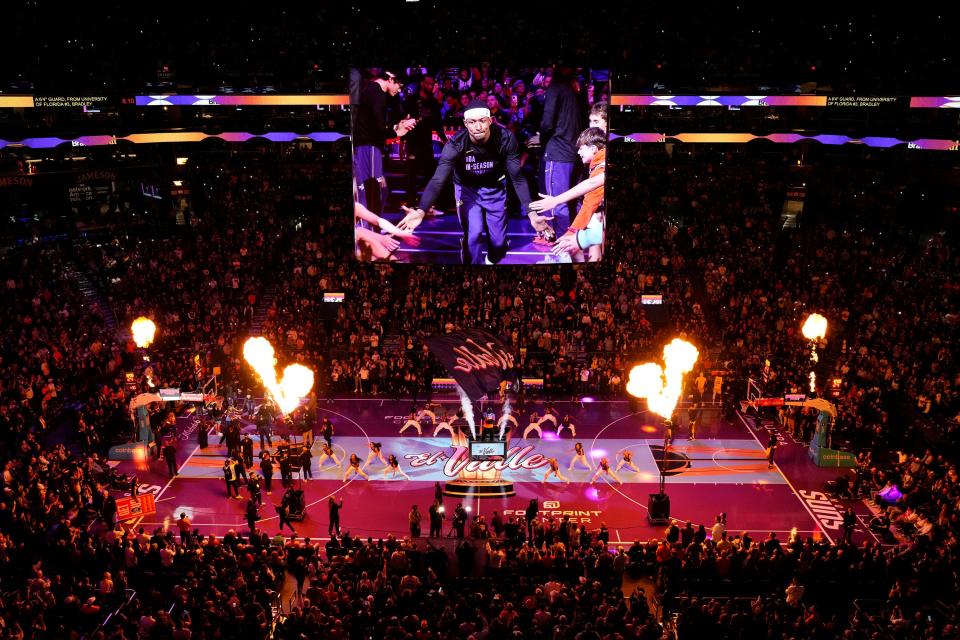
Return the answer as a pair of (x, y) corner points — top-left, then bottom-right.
(351, 65), (610, 265)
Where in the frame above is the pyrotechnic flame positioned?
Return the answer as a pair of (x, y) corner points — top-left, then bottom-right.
(133, 444), (148, 471)
(278, 364), (314, 411)
(499, 395), (512, 439)
(456, 385), (477, 438)
(626, 363), (665, 404)
(242, 337), (314, 414)
(131, 317), (157, 348)
(802, 313), (827, 341)
(144, 366), (156, 389)
(627, 338), (700, 419)
(802, 314), (827, 394)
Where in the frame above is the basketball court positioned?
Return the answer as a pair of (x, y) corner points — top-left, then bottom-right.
(114, 399), (880, 546)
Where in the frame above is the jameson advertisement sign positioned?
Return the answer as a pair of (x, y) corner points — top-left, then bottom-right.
(425, 329), (518, 400)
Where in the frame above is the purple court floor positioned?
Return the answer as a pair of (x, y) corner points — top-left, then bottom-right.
(113, 399), (881, 546)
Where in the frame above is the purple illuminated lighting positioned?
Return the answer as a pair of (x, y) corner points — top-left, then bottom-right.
(135, 95), (349, 107)
(909, 97), (960, 109)
(1, 131), (955, 152)
(614, 132), (958, 151)
(613, 95), (828, 108)
(20, 137), (68, 149)
(808, 134), (850, 145)
(861, 137), (903, 148)
(0, 131), (347, 150)
(878, 484), (903, 503)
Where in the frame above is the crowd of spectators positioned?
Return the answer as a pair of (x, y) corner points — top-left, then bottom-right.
(3, 8), (956, 94)
(0, 247), (122, 448)
(668, 149), (959, 451)
(1, 433), (958, 639)
(629, 519), (957, 639)
(389, 64), (608, 140)
(272, 527), (655, 640)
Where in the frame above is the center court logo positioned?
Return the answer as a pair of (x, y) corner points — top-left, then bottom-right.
(404, 445), (550, 477)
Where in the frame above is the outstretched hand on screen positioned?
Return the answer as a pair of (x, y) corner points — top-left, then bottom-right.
(397, 206), (427, 232)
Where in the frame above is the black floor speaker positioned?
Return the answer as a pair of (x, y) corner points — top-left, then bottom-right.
(648, 492), (671, 525)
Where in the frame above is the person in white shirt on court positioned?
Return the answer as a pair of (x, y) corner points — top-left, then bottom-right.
(317, 443), (342, 470)
(344, 453), (370, 481)
(539, 410), (558, 432)
(399, 411), (422, 435)
(383, 454), (411, 480)
(542, 457), (570, 484)
(568, 442), (592, 471)
(433, 411), (454, 437)
(523, 412), (543, 439)
(590, 457), (623, 485)
(616, 448), (640, 472)
(362, 441), (388, 471)
(417, 406), (437, 426)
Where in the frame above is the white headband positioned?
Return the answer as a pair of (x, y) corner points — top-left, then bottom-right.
(463, 107), (491, 120)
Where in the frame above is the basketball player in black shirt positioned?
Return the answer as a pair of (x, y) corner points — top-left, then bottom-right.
(397, 100), (545, 264)
(353, 70), (417, 213)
